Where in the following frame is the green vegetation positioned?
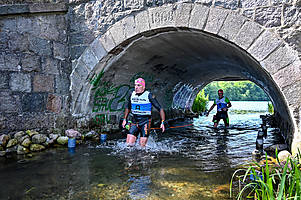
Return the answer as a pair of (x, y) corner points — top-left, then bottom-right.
(268, 102), (274, 114)
(230, 151), (301, 200)
(204, 81), (269, 101)
(192, 89), (209, 113)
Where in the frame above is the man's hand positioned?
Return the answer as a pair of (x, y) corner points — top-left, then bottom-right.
(222, 108), (228, 112)
(160, 123), (165, 133)
(206, 112), (209, 117)
(122, 119), (127, 128)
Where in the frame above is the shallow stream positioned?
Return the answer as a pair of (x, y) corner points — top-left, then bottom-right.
(0, 101), (284, 200)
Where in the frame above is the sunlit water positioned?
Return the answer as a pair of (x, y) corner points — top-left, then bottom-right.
(0, 101), (283, 200)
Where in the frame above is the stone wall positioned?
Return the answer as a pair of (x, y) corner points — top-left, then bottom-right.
(0, 3), (71, 133)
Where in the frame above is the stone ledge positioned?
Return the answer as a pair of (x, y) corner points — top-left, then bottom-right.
(0, 3), (67, 16)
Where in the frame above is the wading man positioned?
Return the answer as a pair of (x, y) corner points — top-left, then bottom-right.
(122, 78), (165, 147)
(206, 89), (232, 128)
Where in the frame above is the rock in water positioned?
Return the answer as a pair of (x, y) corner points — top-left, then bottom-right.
(30, 144), (46, 152)
(57, 136), (68, 145)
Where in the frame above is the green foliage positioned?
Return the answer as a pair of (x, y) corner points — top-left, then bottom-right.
(204, 81), (269, 101)
(268, 102), (274, 114)
(230, 151), (301, 200)
(192, 89), (209, 113)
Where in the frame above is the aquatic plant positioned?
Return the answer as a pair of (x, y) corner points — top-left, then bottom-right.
(268, 102), (274, 114)
(192, 89), (209, 113)
(230, 150), (301, 199)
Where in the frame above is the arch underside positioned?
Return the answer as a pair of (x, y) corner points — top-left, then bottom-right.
(78, 28), (293, 144)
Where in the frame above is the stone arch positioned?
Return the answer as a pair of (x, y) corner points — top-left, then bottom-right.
(70, 3), (301, 150)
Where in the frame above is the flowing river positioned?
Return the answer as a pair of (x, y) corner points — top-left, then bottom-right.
(0, 101), (284, 200)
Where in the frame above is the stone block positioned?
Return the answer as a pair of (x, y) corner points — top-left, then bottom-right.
(70, 45), (87, 60)
(175, 3), (193, 27)
(21, 93), (46, 112)
(248, 30), (283, 61)
(46, 94), (62, 113)
(272, 60), (301, 89)
(70, 72), (82, 99)
(204, 7), (230, 34)
(109, 20), (126, 46)
(0, 91), (21, 113)
(55, 73), (70, 95)
(189, 4), (209, 30)
(42, 57), (60, 75)
(8, 32), (29, 52)
(53, 42), (68, 61)
(81, 47), (98, 71)
(0, 31), (8, 50)
(214, 0), (239, 9)
(74, 60), (89, 81)
(242, 9), (255, 19)
(271, 0), (292, 5)
(282, 81), (301, 106)
(262, 44), (297, 75)
(99, 31), (116, 53)
(234, 20), (263, 50)
(148, 5), (176, 29)
(283, 5), (300, 28)
(0, 4), (29, 15)
(29, 36), (52, 56)
(135, 10), (150, 33)
(122, 15), (138, 39)
(255, 7), (282, 28)
(90, 37), (107, 61)
(241, 0), (269, 8)
(33, 74), (54, 92)
(21, 54), (40, 72)
(16, 17), (33, 34)
(10, 73), (31, 92)
(0, 72), (8, 89)
(29, 3), (67, 13)
(0, 53), (20, 72)
(219, 13), (246, 41)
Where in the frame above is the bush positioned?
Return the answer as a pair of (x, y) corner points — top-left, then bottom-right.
(268, 102), (274, 114)
(192, 89), (209, 113)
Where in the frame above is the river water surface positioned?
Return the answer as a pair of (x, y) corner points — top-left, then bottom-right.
(0, 101), (284, 200)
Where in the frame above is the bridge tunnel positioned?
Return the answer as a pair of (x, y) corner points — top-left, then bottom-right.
(80, 28), (293, 144)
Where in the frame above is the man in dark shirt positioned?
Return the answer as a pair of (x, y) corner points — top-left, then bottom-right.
(122, 78), (165, 147)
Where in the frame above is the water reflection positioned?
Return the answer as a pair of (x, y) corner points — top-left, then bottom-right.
(0, 107), (284, 200)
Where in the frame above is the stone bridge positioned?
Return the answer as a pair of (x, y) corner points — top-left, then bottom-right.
(1, 0), (301, 153)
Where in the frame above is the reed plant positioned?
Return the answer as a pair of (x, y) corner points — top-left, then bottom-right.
(230, 150), (301, 200)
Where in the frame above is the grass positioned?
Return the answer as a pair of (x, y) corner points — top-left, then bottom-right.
(230, 150), (301, 200)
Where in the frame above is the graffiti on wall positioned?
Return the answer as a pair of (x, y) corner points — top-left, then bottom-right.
(90, 70), (155, 126)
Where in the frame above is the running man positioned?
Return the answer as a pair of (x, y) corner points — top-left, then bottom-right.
(122, 78), (165, 147)
(206, 89), (232, 128)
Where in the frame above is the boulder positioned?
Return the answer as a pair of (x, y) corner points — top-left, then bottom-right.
(17, 145), (30, 155)
(0, 134), (10, 147)
(264, 144), (288, 155)
(32, 134), (47, 144)
(21, 138), (31, 147)
(30, 144), (46, 152)
(65, 129), (81, 138)
(14, 131), (25, 142)
(0, 151), (6, 156)
(49, 133), (59, 141)
(85, 130), (98, 139)
(6, 138), (18, 148)
(278, 150), (292, 162)
(57, 136), (68, 145)
(20, 135), (30, 143)
(6, 145), (17, 153)
(26, 130), (39, 137)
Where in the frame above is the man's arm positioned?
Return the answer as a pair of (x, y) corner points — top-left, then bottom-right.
(122, 90), (132, 128)
(149, 93), (166, 132)
(206, 104), (216, 116)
